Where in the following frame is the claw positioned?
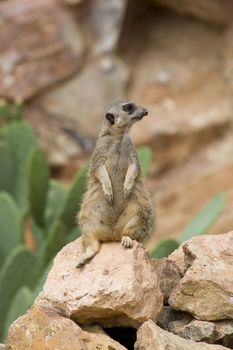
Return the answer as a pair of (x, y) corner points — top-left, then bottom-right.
(106, 193), (113, 203)
(124, 187), (131, 199)
(76, 258), (85, 268)
(121, 236), (133, 248)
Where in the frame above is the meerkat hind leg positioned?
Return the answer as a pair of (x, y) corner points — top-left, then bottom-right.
(76, 237), (100, 268)
(120, 216), (138, 249)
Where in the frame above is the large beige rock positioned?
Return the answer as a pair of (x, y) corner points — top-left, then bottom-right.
(37, 238), (163, 328)
(5, 305), (127, 350)
(135, 320), (228, 350)
(40, 56), (129, 138)
(128, 11), (232, 173)
(151, 0), (233, 25)
(147, 134), (233, 248)
(86, 0), (127, 55)
(0, 0), (83, 100)
(168, 232), (233, 320)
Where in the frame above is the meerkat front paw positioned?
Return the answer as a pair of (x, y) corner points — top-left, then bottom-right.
(124, 183), (133, 199)
(121, 236), (133, 248)
(103, 186), (113, 203)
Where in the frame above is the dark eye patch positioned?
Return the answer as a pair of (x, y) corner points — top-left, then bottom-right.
(105, 113), (115, 125)
(122, 103), (135, 114)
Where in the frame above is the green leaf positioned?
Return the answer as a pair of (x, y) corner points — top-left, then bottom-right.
(0, 245), (37, 339)
(39, 221), (66, 270)
(28, 149), (50, 227)
(179, 193), (226, 243)
(59, 164), (88, 232)
(0, 122), (38, 215)
(0, 142), (14, 192)
(45, 180), (66, 231)
(150, 239), (179, 259)
(32, 219), (45, 248)
(3, 286), (33, 340)
(0, 99), (23, 122)
(66, 227), (81, 244)
(137, 146), (152, 176)
(0, 192), (22, 266)
(0, 99), (12, 122)
(32, 260), (53, 300)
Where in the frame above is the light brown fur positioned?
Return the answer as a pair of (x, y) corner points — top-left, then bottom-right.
(77, 101), (153, 267)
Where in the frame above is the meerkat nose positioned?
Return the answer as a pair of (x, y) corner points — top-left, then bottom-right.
(143, 109), (148, 116)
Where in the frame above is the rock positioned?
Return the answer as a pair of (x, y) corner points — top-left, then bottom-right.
(40, 55), (129, 138)
(0, 0), (83, 100)
(135, 320), (228, 350)
(59, 0), (83, 5)
(151, 0), (233, 25)
(169, 319), (215, 342)
(147, 134), (233, 249)
(124, 10), (232, 172)
(158, 306), (192, 330)
(222, 24), (233, 90)
(161, 316), (233, 346)
(5, 305), (127, 350)
(153, 258), (182, 303)
(214, 320), (233, 348)
(168, 232), (233, 321)
(86, 0), (127, 55)
(37, 238), (163, 328)
(24, 106), (86, 168)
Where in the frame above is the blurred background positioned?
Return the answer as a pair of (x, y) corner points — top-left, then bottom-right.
(0, 0), (233, 342)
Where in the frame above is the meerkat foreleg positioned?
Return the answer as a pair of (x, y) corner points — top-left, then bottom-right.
(96, 164), (113, 203)
(124, 162), (139, 199)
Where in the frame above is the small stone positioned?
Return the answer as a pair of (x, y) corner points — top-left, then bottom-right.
(169, 319), (215, 342)
(135, 320), (228, 350)
(158, 306), (192, 331)
(214, 320), (233, 348)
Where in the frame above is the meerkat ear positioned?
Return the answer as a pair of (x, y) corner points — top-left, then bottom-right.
(105, 113), (115, 125)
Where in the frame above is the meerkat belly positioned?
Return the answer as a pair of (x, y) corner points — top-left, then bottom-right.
(105, 152), (129, 214)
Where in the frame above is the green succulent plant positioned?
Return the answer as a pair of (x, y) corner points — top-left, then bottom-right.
(0, 100), (88, 341)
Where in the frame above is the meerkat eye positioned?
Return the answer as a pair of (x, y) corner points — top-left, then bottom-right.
(105, 113), (115, 125)
(122, 103), (135, 113)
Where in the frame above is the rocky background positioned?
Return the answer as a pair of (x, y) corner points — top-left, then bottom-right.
(1, 0), (233, 248)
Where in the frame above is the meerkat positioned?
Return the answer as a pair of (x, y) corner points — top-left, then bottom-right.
(76, 101), (153, 268)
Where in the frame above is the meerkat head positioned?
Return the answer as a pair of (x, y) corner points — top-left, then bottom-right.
(104, 101), (148, 134)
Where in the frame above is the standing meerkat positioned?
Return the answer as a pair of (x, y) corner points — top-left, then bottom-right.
(77, 101), (153, 267)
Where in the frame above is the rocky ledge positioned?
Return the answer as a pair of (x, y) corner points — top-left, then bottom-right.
(5, 231), (233, 349)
